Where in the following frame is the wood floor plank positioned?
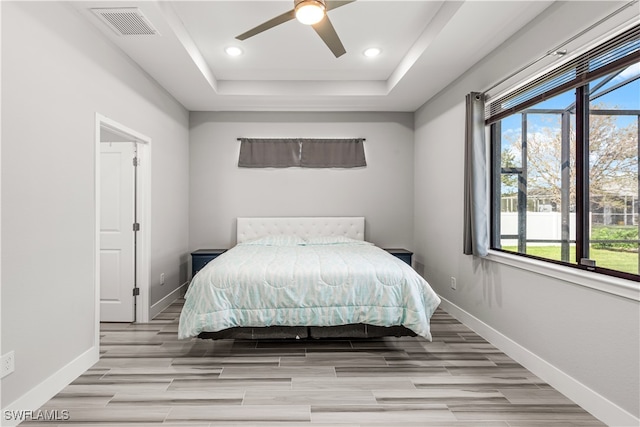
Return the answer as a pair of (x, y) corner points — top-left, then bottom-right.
(373, 389), (510, 405)
(22, 407), (171, 424)
(500, 388), (576, 405)
(243, 390), (378, 406)
(166, 404), (311, 422)
(36, 391), (115, 408)
(310, 404), (458, 423)
(25, 303), (605, 426)
(292, 376), (417, 391)
(449, 403), (604, 422)
(280, 354), (388, 367)
(171, 356), (280, 367)
(219, 366), (337, 378)
(411, 375), (543, 390)
(168, 378), (292, 391)
(335, 365), (450, 377)
(108, 391), (244, 406)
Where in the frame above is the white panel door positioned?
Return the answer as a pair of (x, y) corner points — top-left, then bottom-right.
(100, 142), (135, 322)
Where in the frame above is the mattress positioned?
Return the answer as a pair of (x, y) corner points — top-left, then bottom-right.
(178, 236), (441, 340)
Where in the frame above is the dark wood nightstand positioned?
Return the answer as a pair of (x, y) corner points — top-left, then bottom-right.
(384, 248), (413, 266)
(191, 249), (226, 277)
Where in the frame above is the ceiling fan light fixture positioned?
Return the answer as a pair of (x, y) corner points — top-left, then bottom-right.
(295, 0), (326, 25)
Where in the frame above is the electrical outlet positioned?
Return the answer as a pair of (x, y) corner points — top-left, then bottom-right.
(450, 277), (457, 290)
(1, 351), (15, 378)
(160, 273), (165, 285)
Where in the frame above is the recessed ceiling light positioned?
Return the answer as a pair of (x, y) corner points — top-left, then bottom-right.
(363, 47), (381, 58)
(225, 46), (243, 57)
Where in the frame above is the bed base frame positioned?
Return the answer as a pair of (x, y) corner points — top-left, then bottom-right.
(198, 324), (416, 340)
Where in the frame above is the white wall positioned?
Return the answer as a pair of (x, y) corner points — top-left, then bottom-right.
(0, 1), (3, 412)
(1, 1), (189, 409)
(189, 111), (414, 251)
(414, 1), (639, 425)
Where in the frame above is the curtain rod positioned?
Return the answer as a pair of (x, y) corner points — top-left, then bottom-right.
(482, 0), (638, 96)
(236, 138), (366, 141)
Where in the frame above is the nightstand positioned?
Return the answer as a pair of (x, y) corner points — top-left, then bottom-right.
(191, 249), (226, 277)
(384, 248), (413, 266)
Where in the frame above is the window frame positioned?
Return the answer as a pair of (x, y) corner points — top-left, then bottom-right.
(485, 249), (639, 301)
(487, 25), (640, 282)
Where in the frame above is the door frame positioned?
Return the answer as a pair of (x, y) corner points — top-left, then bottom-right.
(94, 113), (151, 333)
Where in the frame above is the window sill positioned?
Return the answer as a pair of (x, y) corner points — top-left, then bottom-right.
(486, 250), (639, 302)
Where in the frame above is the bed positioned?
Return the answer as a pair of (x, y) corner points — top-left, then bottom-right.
(178, 217), (441, 341)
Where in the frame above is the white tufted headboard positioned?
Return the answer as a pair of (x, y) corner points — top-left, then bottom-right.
(237, 217), (365, 243)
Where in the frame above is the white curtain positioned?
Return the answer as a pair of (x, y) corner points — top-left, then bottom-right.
(463, 92), (489, 256)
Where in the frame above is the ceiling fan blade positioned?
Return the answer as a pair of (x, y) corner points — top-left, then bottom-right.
(312, 15), (346, 58)
(325, 1), (357, 12)
(236, 9), (296, 40)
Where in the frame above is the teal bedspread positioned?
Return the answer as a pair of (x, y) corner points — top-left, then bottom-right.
(178, 237), (441, 340)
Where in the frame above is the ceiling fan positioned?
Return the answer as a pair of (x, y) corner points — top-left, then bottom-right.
(235, 0), (356, 58)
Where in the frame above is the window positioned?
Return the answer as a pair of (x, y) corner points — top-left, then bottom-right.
(488, 24), (640, 281)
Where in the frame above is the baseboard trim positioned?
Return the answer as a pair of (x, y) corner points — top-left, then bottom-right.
(438, 297), (639, 427)
(1, 345), (98, 426)
(150, 281), (188, 320)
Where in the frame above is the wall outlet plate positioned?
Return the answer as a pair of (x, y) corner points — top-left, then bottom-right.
(160, 273), (165, 285)
(1, 351), (15, 378)
(450, 277), (457, 290)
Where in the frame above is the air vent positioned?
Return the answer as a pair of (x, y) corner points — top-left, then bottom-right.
(91, 8), (159, 36)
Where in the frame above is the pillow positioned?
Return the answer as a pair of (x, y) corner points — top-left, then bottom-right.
(303, 236), (371, 245)
(240, 235), (306, 246)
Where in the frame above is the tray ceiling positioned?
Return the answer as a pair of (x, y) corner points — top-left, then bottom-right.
(71, 1), (556, 111)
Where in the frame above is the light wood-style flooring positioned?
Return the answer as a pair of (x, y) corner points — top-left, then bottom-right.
(24, 300), (605, 426)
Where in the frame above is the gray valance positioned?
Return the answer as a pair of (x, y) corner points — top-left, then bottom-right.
(238, 138), (300, 168)
(238, 138), (366, 168)
(301, 138), (366, 168)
